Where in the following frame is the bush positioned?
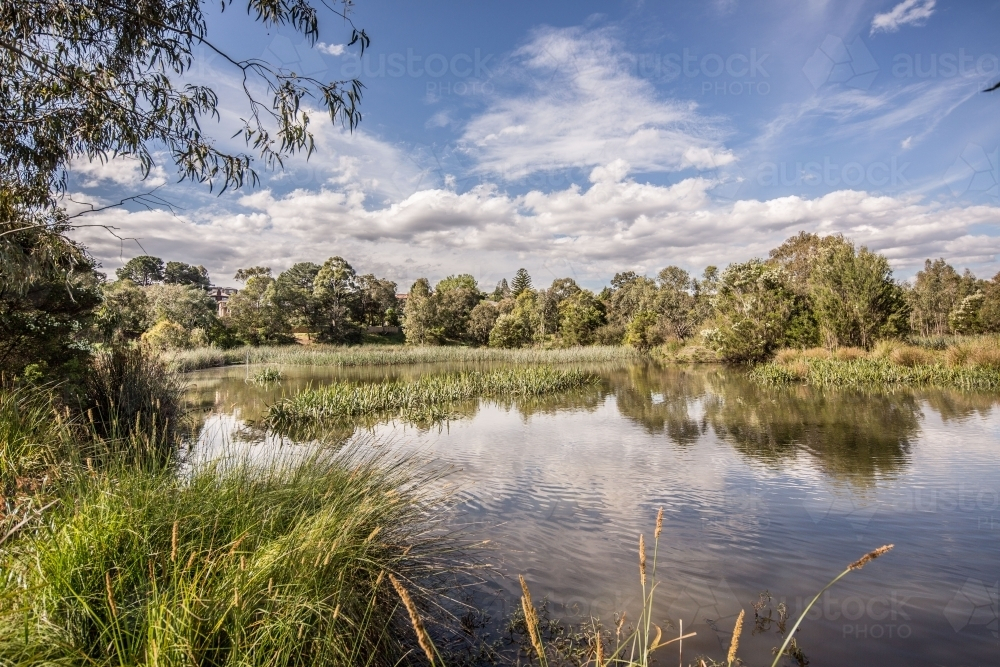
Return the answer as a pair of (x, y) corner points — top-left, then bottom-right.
(141, 320), (191, 350)
(704, 260), (794, 363)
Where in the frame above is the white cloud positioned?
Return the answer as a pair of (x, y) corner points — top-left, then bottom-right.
(317, 42), (346, 56)
(871, 0), (936, 34)
(71, 162), (1000, 287)
(459, 26), (734, 179)
(70, 156), (168, 189)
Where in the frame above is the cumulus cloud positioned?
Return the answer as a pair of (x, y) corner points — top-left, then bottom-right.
(72, 162), (1000, 287)
(70, 156), (168, 189)
(871, 0), (936, 34)
(459, 26), (734, 179)
(317, 42), (346, 56)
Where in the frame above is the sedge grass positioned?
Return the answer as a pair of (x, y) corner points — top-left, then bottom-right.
(0, 445), (456, 667)
(0, 382), (75, 501)
(167, 345), (643, 373)
(263, 366), (601, 429)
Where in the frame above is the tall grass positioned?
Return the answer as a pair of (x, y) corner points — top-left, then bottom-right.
(753, 338), (1000, 390)
(167, 345), (643, 373)
(0, 382), (75, 501)
(0, 447), (456, 667)
(262, 367), (601, 429)
(85, 346), (185, 463)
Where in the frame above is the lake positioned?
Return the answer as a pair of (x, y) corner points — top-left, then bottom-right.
(184, 361), (999, 667)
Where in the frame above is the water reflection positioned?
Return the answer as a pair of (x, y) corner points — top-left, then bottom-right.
(183, 361), (1000, 667)
(185, 361), (999, 486)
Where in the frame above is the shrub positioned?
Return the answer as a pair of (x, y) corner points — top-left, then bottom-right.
(704, 260), (794, 363)
(141, 320), (191, 350)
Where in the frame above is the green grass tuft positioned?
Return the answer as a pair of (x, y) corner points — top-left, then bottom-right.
(0, 447), (453, 667)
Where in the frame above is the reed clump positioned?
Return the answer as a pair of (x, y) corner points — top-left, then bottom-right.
(263, 366), (601, 429)
(0, 447), (452, 667)
(167, 345), (642, 373)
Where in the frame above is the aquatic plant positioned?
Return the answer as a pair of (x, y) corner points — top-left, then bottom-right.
(0, 447), (455, 667)
(166, 344), (643, 373)
(248, 367), (284, 385)
(262, 366), (601, 429)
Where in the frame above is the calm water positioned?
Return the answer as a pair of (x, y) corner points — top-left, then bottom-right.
(185, 362), (1000, 667)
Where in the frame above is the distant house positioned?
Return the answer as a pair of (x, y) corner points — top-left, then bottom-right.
(395, 293), (408, 313)
(207, 286), (238, 317)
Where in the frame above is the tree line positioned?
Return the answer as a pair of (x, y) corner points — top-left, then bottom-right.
(6, 231), (1000, 383)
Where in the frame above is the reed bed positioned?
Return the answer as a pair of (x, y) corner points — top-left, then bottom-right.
(167, 345), (643, 373)
(753, 338), (1000, 390)
(263, 366), (601, 429)
(0, 447), (456, 667)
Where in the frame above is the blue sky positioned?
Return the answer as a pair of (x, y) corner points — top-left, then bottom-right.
(69, 0), (1000, 290)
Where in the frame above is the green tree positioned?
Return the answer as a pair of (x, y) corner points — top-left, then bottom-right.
(511, 269), (532, 296)
(491, 278), (511, 301)
(979, 273), (1000, 333)
(0, 228), (101, 380)
(433, 282), (481, 341)
(273, 262), (323, 332)
(355, 274), (398, 327)
(623, 311), (661, 350)
(704, 260), (794, 363)
(436, 274), (479, 293)
(558, 290), (605, 346)
(467, 300), (500, 346)
(909, 259), (975, 336)
(1, 0), (368, 245)
(144, 284), (218, 332)
(224, 267), (290, 345)
(691, 266), (720, 327)
(809, 243), (909, 348)
(313, 256), (361, 343)
(949, 291), (986, 334)
(116, 255), (164, 286)
(488, 313), (531, 348)
(94, 279), (152, 343)
(402, 278), (440, 345)
(163, 261), (210, 288)
(656, 266), (695, 338)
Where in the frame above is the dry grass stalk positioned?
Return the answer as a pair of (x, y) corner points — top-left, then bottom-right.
(171, 520), (178, 562)
(105, 571), (118, 618)
(849, 544), (894, 570)
(594, 633), (603, 666)
(638, 534), (646, 586)
(519, 574), (546, 663)
(389, 573), (436, 665)
(654, 508), (663, 540)
(727, 608), (744, 666)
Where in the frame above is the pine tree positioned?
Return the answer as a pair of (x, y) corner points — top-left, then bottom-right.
(491, 279), (511, 301)
(511, 269), (532, 296)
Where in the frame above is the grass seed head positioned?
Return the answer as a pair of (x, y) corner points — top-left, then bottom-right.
(849, 544), (894, 570)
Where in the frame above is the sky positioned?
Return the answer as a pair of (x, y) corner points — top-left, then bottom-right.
(68, 0), (1000, 291)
